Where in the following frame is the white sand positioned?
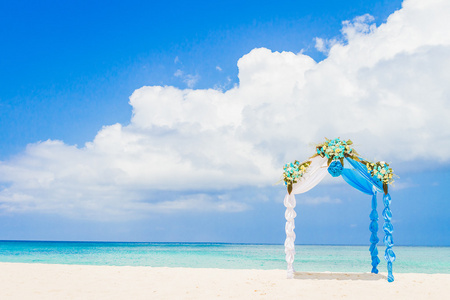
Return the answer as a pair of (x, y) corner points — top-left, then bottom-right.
(0, 263), (449, 299)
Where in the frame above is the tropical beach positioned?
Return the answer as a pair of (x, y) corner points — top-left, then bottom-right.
(1, 242), (449, 299)
(1, 0), (450, 298)
(1, 263), (449, 299)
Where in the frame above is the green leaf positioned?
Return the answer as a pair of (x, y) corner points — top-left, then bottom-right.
(287, 183), (293, 194)
(353, 156), (362, 163)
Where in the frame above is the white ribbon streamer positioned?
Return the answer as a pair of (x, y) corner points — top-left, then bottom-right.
(283, 156), (328, 278)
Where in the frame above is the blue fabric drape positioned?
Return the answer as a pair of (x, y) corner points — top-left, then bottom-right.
(341, 167), (380, 273)
(323, 156), (395, 280)
(344, 157), (396, 280)
(341, 168), (374, 195)
(345, 157), (383, 193)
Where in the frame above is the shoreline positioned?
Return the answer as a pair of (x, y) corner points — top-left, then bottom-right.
(1, 263), (449, 299)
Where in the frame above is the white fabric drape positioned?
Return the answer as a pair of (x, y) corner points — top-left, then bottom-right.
(283, 156), (329, 278)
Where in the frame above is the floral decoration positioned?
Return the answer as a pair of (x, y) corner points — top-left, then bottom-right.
(313, 138), (358, 166)
(283, 160), (311, 194)
(365, 160), (396, 194)
(365, 161), (395, 185)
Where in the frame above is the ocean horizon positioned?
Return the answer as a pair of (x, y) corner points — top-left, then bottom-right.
(1, 241), (448, 274)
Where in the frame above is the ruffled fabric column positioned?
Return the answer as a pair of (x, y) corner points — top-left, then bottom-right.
(369, 190), (380, 273)
(284, 193), (296, 279)
(382, 193), (396, 282)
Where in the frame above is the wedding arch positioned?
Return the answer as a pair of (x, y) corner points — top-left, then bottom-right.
(282, 138), (396, 282)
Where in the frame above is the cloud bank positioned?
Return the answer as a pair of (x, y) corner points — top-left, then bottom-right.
(1, 0), (449, 217)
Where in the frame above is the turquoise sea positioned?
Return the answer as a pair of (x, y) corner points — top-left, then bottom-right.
(0, 241), (448, 274)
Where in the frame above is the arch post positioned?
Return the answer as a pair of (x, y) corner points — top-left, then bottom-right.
(369, 190), (380, 273)
(382, 193), (396, 282)
(284, 193), (297, 279)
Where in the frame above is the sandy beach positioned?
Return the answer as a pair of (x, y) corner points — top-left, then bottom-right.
(0, 263), (448, 299)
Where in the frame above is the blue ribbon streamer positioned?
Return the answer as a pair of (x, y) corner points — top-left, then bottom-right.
(383, 193), (396, 282)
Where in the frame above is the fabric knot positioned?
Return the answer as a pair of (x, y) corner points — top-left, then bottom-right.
(327, 161), (343, 177)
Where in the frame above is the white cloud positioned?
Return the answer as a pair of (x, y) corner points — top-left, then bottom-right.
(174, 69), (183, 77)
(315, 14), (375, 54)
(341, 14), (376, 39)
(142, 194), (249, 214)
(314, 37), (339, 54)
(216, 66), (222, 71)
(1, 0), (450, 217)
(174, 69), (200, 88)
(299, 196), (342, 205)
(184, 74), (200, 88)
(213, 76), (233, 91)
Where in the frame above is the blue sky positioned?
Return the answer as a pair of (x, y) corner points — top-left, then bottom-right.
(0, 0), (401, 157)
(1, 0), (449, 246)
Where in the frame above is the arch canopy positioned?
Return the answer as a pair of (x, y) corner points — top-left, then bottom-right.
(285, 155), (382, 198)
(282, 138), (396, 282)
